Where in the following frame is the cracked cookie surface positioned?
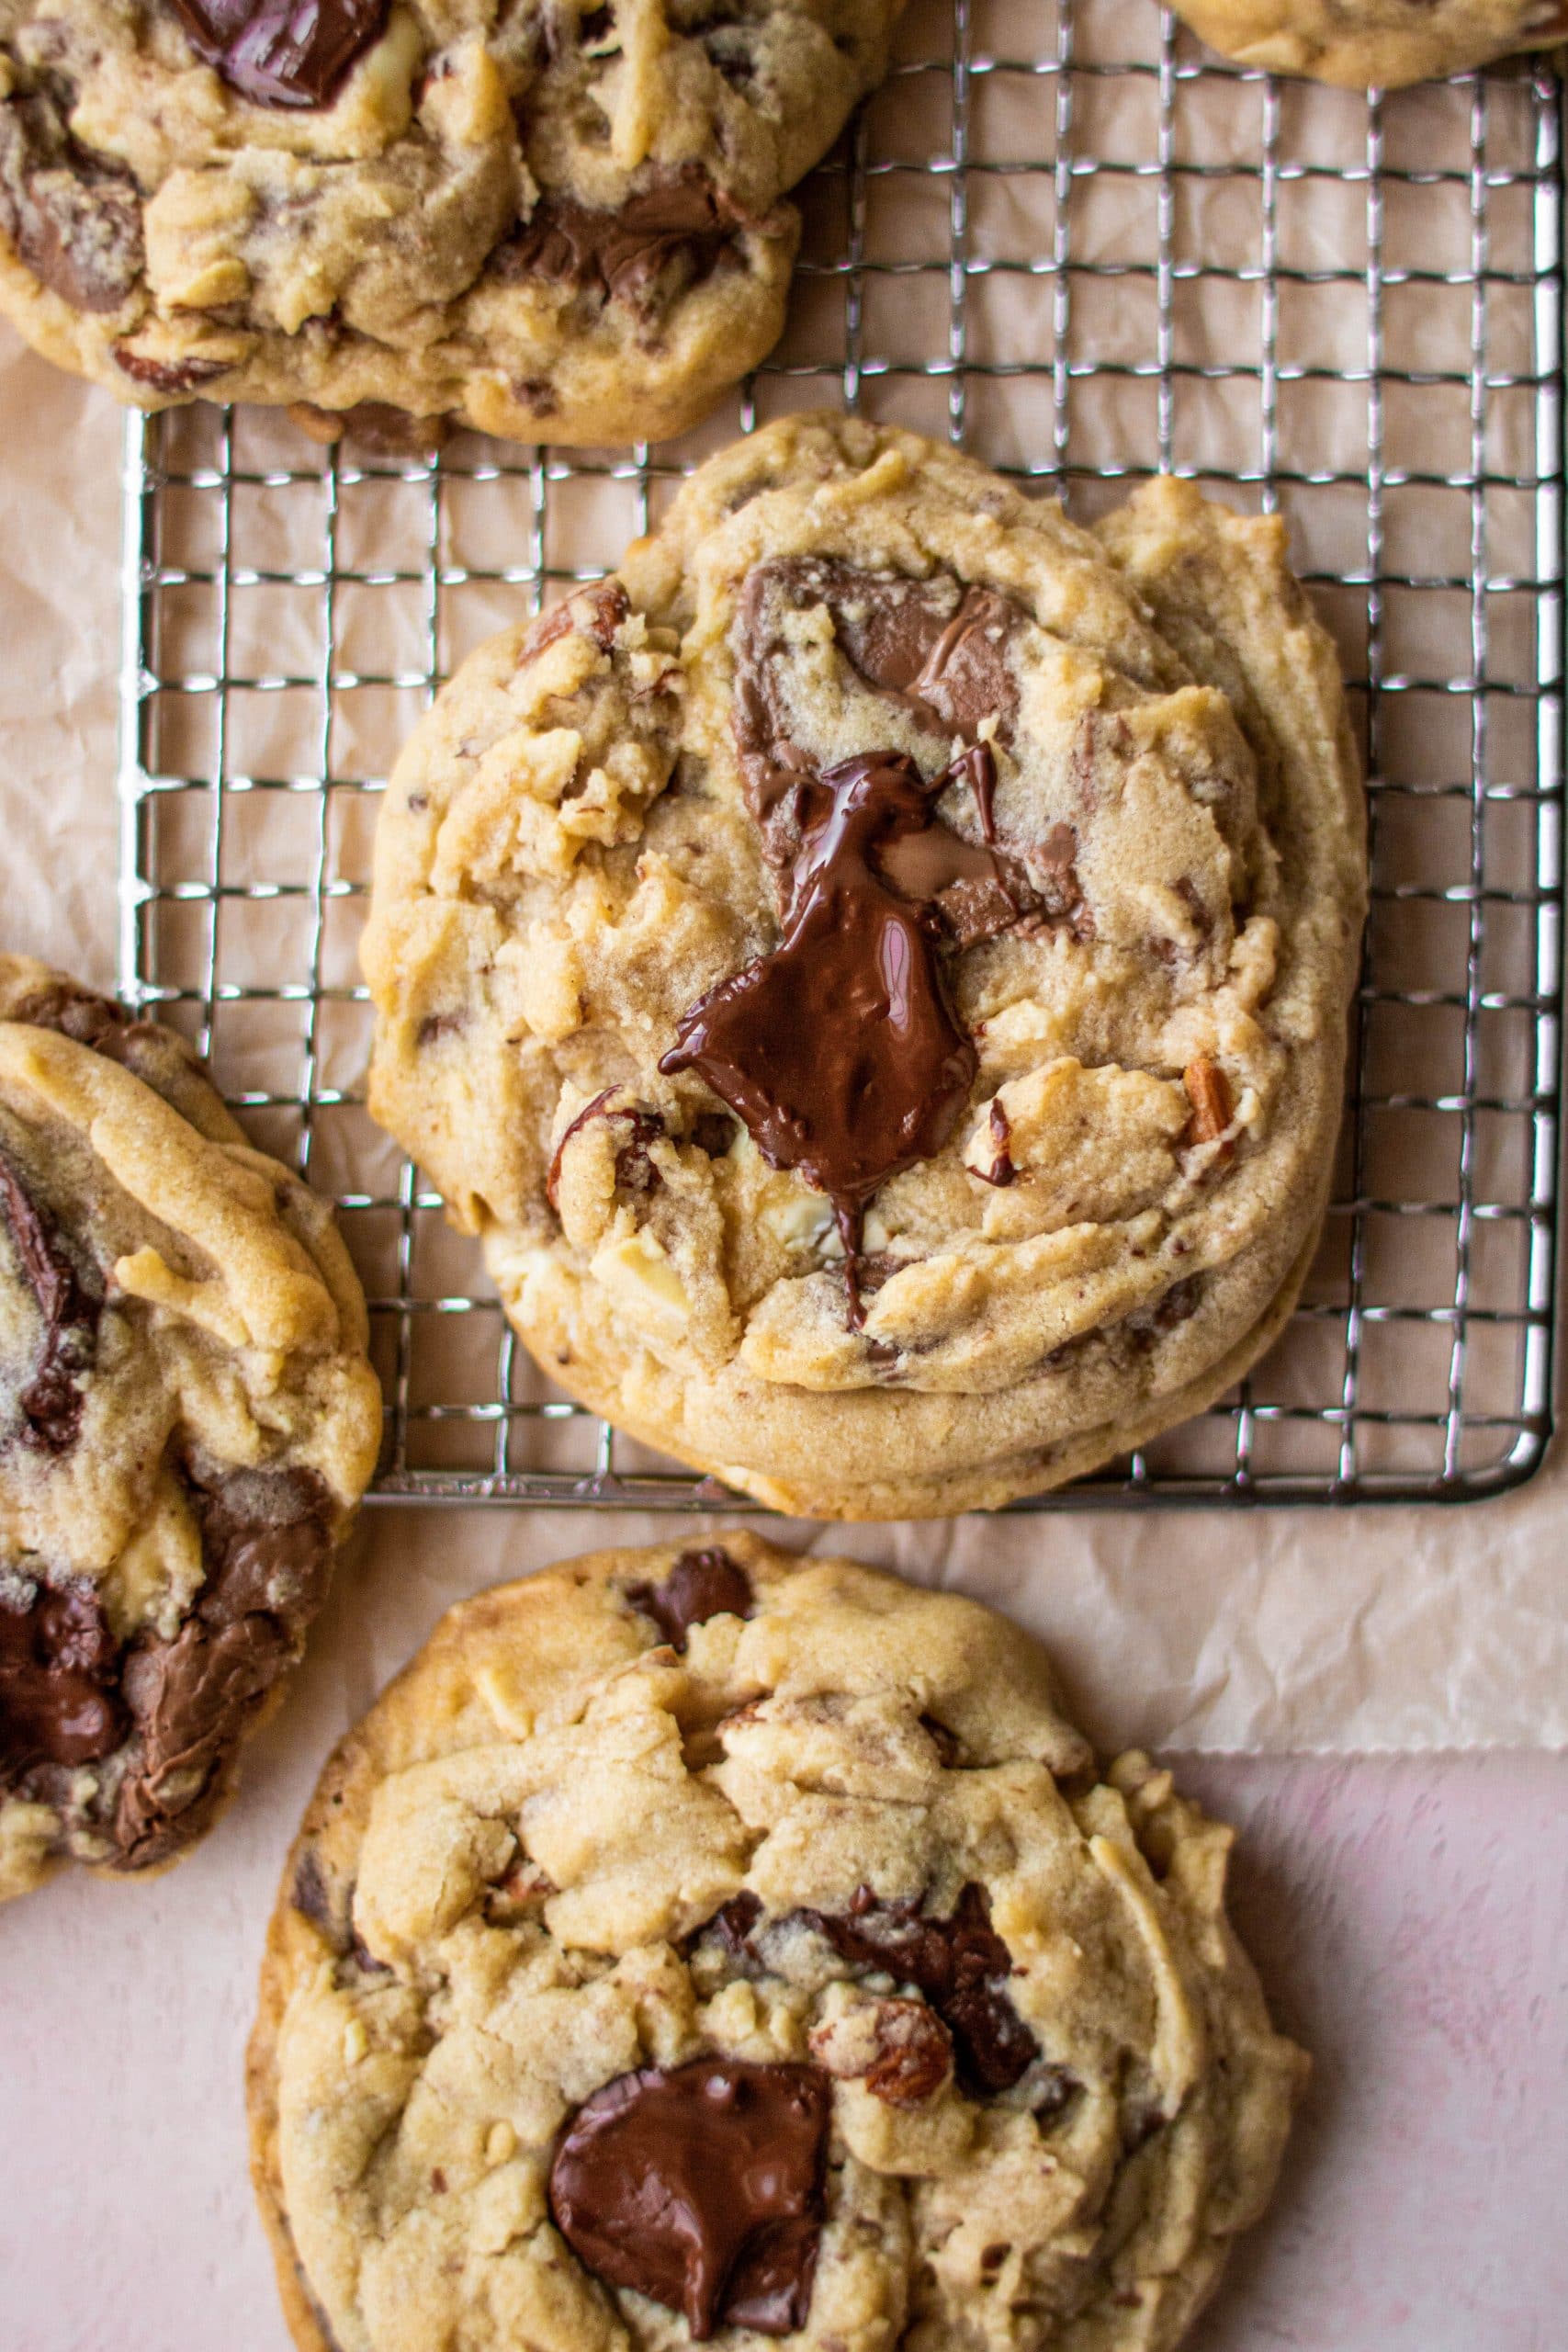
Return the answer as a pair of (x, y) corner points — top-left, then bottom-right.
(248, 1534), (1308, 2352)
(362, 413), (1366, 1517)
(0, 955), (382, 1900)
(1166, 0), (1566, 85)
(0, 0), (901, 445)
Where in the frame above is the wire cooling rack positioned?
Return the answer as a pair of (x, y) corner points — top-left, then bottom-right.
(117, 0), (1564, 1507)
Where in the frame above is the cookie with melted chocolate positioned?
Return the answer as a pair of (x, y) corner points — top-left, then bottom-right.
(247, 1536), (1308, 2352)
(0, 0), (902, 446)
(0, 954), (380, 1901)
(364, 414), (1365, 1517)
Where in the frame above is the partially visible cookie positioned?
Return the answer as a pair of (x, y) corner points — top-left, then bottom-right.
(362, 412), (1366, 1517)
(1168, 0), (1564, 85)
(0, 957), (382, 1901)
(0, 0), (903, 447)
(248, 1533), (1308, 2352)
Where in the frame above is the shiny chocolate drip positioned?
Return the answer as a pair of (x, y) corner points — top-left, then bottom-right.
(169, 0), (389, 109)
(549, 2056), (831, 2339)
(660, 750), (985, 1324)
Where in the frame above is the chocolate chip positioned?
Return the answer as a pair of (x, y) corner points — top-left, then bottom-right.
(493, 168), (742, 317)
(415, 1011), (464, 1047)
(705, 1888), (763, 1953)
(688, 1111), (738, 1159)
(545, 1090), (663, 1213)
(168, 0), (389, 109)
(660, 750), (982, 1326)
(0, 87), (143, 314)
(548, 2056), (830, 2340)
(0, 1582), (126, 1781)
(1032, 2063), (1081, 2126)
(0, 1148), (102, 1453)
(112, 347), (233, 393)
(290, 1847), (336, 1936)
(628, 1547), (753, 1653)
(288, 401), (448, 458)
(803, 1882), (1039, 2098)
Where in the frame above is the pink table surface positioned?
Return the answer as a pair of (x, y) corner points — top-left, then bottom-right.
(2, 1744), (1563, 2352)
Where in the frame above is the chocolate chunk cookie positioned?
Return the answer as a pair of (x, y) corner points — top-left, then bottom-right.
(361, 413), (1367, 1517)
(248, 1536), (1308, 2352)
(0, 956), (381, 1901)
(0, 0), (900, 447)
(1166, 0), (1566, 85)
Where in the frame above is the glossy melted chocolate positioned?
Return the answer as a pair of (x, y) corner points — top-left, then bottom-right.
(169, 0), (389, 109)
(549, 2056), (831, 2339)
(660, 749), (984, 1321)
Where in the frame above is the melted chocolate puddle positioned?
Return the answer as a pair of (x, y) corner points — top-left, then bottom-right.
(549, 2056), (830, 2339)
(660, 749), (987, 1324)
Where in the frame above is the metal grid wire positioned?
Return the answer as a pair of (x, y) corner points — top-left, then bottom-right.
(118, 0), (1564, 1507)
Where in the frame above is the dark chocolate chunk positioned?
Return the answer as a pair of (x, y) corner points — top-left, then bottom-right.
(0, 1582), (126, 1781)
(548, 2056), (830, 2340)
(0, 1149), (102, 1453)
(289, 401), (448, 458)
(660, 750), (980, 1324)
(10, 978), (134, 1057)
(545, 1089), (664, 1213)
(168, 0), (389, 110)
(687, 1110), (738, 1160)
(0, 88), (143, 314)
(628, 1547), (753, 1654)
(705, 1888), (763, 1953)
(494, 168), (741, 316)
(112, 346), (234, 392)
(291, 1846), (334, 1932)
(112, 1464), (333, 1866)
(804, 1881), (1039, 2097)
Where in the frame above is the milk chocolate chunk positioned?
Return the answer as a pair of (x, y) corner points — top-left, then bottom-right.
(660, 750), (978, 1321)
(497, 171), (740, 316)
(169, 0), (389, 110)
(807, 1881), (1039, 2096)
(548, 2056), (830, 2339)
(0, 1150), (101, 1453)
(113, 1464), (333, 1865)
(0, 88), (143, 314)
(0, 1582), (125, 1780)
(628, 1546), (753, 1652)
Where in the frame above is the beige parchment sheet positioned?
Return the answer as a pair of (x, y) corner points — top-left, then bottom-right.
(3, 316), (1562, 1757)
(1, 9), (1564, 1756)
